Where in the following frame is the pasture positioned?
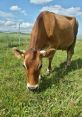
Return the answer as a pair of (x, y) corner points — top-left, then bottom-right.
(0, 32), (82, 117)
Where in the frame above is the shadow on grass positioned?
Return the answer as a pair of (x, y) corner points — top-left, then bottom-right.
(39, 58), (82, 92)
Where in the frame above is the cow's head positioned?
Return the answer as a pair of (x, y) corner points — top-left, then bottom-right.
(12, 47), (55, 91)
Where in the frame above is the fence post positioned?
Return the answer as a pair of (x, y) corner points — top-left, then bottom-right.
(18, 23), (21, 47)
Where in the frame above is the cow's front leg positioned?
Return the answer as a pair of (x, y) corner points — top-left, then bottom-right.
(46, 56), (54, 75)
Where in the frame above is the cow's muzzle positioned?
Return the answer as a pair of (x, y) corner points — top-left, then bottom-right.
(27, 83), (39, 92)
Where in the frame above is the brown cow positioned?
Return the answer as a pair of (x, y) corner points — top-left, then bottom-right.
(13, 11), (78, 91)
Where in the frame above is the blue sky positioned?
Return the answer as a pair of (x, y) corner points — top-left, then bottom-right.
(0, 0), (82, 36)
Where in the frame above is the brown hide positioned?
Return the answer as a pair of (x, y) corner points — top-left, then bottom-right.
(29, 11), (78, 50)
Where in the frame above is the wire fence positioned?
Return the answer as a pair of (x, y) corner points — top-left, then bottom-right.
(0, 32), (30, 73)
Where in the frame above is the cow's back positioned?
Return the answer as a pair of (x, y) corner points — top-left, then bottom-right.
(29, 11), (78, 50)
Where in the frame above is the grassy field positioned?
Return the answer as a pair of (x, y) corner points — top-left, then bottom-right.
(0, 32), (82, 117)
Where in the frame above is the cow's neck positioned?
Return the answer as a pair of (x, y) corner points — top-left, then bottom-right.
(29, 38), (47, 50)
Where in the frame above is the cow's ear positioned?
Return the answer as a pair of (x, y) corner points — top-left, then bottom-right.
(12, 47), (25, 59)
(40, 48), (55, 57)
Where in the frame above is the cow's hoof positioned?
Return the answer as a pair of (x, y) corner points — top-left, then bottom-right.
(64, 63), (71, 70)
(46, 68), (51, 75)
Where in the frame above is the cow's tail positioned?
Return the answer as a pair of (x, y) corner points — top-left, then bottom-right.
(72, 19), (79, 49)
(74, 19), (79, 39)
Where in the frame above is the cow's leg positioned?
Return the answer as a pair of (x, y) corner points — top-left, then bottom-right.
(65, 20), (78, 69)
(46, 54), (55, 74)
(66, 49), (74, 68)
(65, 38), (76, 69)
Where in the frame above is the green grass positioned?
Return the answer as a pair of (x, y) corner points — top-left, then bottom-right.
(0, 32), (82, 117)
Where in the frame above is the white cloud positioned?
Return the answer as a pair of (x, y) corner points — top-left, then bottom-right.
(5, 20), (16, 26)
(0, 10), (14, 19)
(19, 22), (33, 32)
(30, 0), (53, 4)
(40, 5), (82, 17)
(20, 22), (33, 28)
(10, 5), (21, 11)
(0, 8), (30, 32)
(21, 10), (27, 16)
(0, 19), (33, 33)
(0, 20), (5, 26)
(10, 5), (27, 16)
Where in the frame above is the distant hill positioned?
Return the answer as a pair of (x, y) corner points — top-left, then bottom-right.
(0, 31), (82, 39)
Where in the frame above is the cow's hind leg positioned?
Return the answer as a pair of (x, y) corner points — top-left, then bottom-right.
(66, 49), (74, 67)
(65, 38), (76, 69)
(65, 20), (78, 69)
